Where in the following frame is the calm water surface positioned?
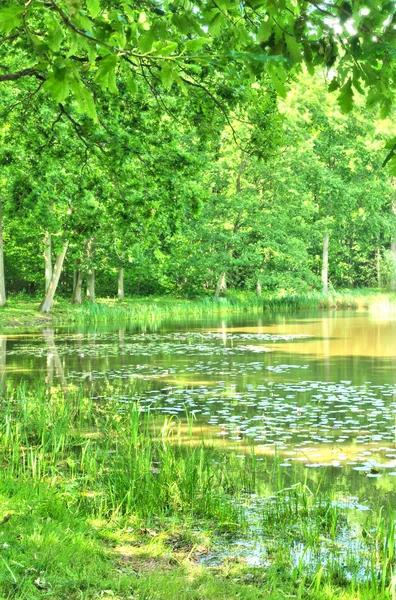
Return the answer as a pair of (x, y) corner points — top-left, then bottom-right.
(4, 309), (396, 512)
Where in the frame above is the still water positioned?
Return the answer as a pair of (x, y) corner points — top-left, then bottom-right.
(4, 309), (396, 569)
(4, 310), (396, 496)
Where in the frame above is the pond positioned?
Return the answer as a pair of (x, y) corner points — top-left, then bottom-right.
(3, 309), (396, 572)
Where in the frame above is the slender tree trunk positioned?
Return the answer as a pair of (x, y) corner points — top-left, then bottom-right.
(72, 265), (77, 296)
(85, 237), (96, 302)
(72, 262), (83, 304)
(118, 266), (124, 300)
(256, 280), (262, 296)
(0, 202), (7, 307)
(214, 272), (226, 298)
(87, 268), (95, 302)
(376, 245), (381, 290)
(72, 239), (90, 304)
(391, 240), (396, 292)
(44, 232), (52, 293)
(39, 242), (68, 313)
(321, 233), (329, 295)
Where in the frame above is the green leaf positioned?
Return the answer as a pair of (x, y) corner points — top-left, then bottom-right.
(64, 0), (82, 16)
(267, 64), (287, 97)
(257, 19), (272, 43)
(125, 73), (138, 94)
(153, 41), (178, 56)
(385, 137), (396, 150)
(172, 14), (191, 34)
(286, 36), (302, 62)
(44, 72), (70, 102)
(94, 55), (118, 93)
(175, 75), (188, 95)
(208, 13), (224, 35)
(138, 31), (154, 53)
(122, 2), (134, 20)
(70, 78), (98, 122)
(185, 37), (207, 51)
(87, 45), (97, 63)
(0, 6), (23, 34)
(337, 78), (354, 113)
(385, 153), (396, 175)
(366, 88), (382, 110)
(328, 78), (339, 92)
(160, 63), (175, 89)
(47, 27), (64, 52)
(86, 0), (100, 18)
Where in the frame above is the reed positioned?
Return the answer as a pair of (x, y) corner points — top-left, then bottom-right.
(1, 382), (396, 599)
(0, 383), (248, 525)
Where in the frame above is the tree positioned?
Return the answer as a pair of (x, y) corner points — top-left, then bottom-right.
(0, 0), (396, 124)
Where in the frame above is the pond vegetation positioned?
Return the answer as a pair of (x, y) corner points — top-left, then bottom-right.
(0, 311), (396, 598)
(1, 379), (396, 600)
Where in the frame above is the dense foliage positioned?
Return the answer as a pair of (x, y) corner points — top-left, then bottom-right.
(1, 70), (395, 300)
(1, 0), (396, 307)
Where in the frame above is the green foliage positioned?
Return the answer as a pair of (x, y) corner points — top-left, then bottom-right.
(0, 5), (23, 34)
(1, 69), (396, 302)
(1, 0), (396, 123)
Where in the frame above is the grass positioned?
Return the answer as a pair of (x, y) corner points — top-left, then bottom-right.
(2, 288), (396, 329)
(0, 382), (395, 599)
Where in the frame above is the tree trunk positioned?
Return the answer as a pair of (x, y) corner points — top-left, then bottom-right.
(87, 268), (95, 302)
(72, 262), (83, 304)
(256, 280), (262, 296)
(214, 272), (226, 298)
(118, 266), (124, 300)
(321, 233), (329, 295)
(0, 202), (7, 307)
(376, 245), (381, 289)
(85, 237), (96, 302)
(391, 239), (396, 292)
(39, 242), (68, 313)
(72, 239), (90, 304)
(44, 232), (52, 293)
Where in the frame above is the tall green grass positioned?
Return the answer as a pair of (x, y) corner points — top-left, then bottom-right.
(56, 290), (396, 324)
(0, 383), (253, 525)
(2, 382), (396, 598)
(4, 289), (396, 328)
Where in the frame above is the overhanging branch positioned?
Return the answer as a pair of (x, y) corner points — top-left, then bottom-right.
(0, 68), (45, 82)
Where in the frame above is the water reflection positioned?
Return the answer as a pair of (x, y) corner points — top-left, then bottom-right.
(42, 328), (68, 390)
(4, 311), (396, 576)
(3, 311), (396, 493)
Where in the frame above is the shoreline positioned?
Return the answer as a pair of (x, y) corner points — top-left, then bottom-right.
(0, 289), (394, 330)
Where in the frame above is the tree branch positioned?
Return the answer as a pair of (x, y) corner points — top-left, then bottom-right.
(0, 68), (45, 82)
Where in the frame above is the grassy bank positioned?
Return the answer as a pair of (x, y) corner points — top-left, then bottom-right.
(1, 289), (396, 328)
(0, 383), (395, 599)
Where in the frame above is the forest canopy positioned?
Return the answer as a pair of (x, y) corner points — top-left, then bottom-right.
(0, 0), (396, 310)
